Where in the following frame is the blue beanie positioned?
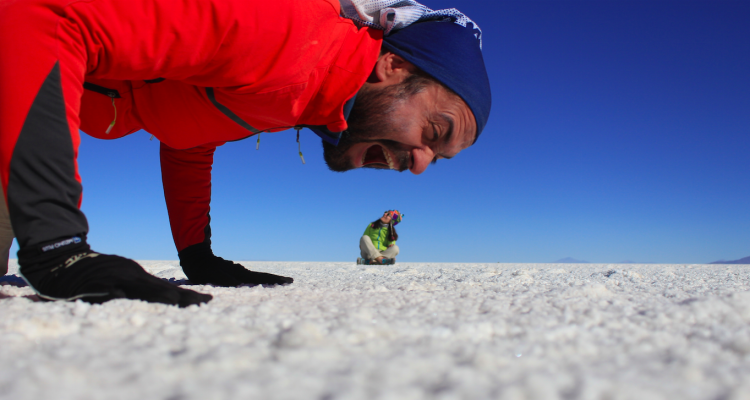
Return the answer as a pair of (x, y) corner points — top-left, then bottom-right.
(382, 18), (492, 140)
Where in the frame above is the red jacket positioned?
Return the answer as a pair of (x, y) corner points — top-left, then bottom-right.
(73, 0), (382, 251)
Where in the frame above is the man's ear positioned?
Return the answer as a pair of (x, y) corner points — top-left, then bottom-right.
(368, 51), (417, 85)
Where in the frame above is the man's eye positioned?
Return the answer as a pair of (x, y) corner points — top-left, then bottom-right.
(432, 125), (440, 141)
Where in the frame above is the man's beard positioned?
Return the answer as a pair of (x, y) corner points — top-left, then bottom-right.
(322, 74), (431, 172)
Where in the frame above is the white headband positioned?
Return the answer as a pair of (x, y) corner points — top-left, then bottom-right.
(338, 0), (482, 48)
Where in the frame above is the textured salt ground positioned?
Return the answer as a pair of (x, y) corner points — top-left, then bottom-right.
(1, 261), (750, 400)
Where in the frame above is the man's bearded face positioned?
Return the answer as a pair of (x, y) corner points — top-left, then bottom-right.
(322, 73), (477, 175)
(322, 74), (430, 173)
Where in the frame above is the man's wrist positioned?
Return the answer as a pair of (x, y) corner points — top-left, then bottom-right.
(178, 241), (214, 263)
(18, 235), (90, 268)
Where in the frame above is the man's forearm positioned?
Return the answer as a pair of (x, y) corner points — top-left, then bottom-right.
(160, 142), (221, 252)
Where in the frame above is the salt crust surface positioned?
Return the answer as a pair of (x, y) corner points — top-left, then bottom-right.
(1, 261), (749, 400)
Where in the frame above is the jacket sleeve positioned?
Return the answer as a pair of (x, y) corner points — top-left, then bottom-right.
(160, 141), (224, 252)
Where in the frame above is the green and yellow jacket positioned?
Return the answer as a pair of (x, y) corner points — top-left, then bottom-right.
(363, 222), (396, 251)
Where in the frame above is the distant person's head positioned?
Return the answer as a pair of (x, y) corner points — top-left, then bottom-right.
(372, 210), (402, 240)
(380, 210), (393, 224)
(324, 18), (491, 175)
(377, 210), (403, 225)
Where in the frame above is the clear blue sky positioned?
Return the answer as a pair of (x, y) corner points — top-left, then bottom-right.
(11, 0), (750, 263)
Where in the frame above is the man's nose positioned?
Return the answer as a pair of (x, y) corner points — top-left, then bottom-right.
(409, 147), (434, 175)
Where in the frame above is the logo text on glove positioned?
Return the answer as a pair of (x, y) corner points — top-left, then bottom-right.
(41, 236), (82, 252)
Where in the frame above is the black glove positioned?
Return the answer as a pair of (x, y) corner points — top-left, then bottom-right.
(19, 237), (212, 307)
(179, 242), (293, 287)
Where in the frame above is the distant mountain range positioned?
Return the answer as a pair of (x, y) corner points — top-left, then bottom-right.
(555, 257), (589, 263)
(551, 257), (750, 264)
(555, 258), (643, 264)
(710, 256), (750, 265)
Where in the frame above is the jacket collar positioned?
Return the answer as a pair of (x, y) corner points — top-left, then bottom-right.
(307, 94), (356, 145)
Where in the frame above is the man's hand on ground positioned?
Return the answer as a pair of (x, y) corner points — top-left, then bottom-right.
(19, 242), (212, 307)
(178, 242), (293, 287)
